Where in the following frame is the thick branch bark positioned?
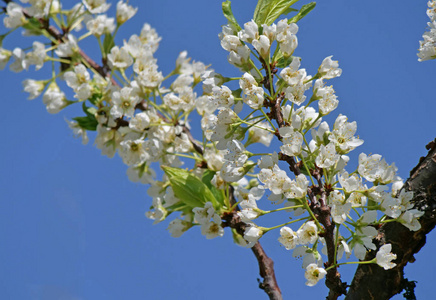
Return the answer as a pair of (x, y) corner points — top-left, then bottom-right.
(346, 139), (436, 300)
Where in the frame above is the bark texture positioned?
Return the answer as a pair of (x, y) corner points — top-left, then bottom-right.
(345, 139), (436, 300)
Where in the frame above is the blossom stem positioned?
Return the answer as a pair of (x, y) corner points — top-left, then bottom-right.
(165, 152), (199, 161)
(260, 205), (304, 215)
(259, 108), (276, 130)
(325, 258), (377, 272)
(78, 31), (93, 41)
(303, 199), (323, 230)
(249, 59), (264, 79)
(261, 216), (310, 233)
(301, 157), (316, 186)
(333, 224), (340, 266)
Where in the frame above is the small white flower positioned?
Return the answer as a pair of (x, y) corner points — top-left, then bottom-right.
(83, 0), (111, 14)
(116, 1), (138, 24)
(192, 202), (216, 225)
(298, 221), (318, 245)
(279, 126), (303, 157)
(119, 137), (148, 166)
(86, 15), (115, 37)
(329, 114), (363, 154)
(318, 56), (342, 79)
(23, 79), (46, 100)
(42, 82), (68, 114)
(3, 2), (26, 29)
(110, 87), (140, 118)
(238, 20), (258, 43)
(167, 219), (192, 238)
(276, 19), (298, 56)
(239, 73), (264, 109)
(243, 225), (263, 246)
(200, 214), (224, 239)
(304, 264), (327, 286)
(278, 226), (299, 250)
(376, 244), (397, 270)
(108, 46), (133, 69)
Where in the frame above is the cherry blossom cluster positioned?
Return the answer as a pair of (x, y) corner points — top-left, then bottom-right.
(0, 0), (424, 290)
(418, 0), (436, 61)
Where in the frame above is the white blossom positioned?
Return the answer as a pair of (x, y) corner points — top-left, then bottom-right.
(329, 114), (363, 154)
(201, 215), (224, 239)
(318, 56), (342, 79)
(276, 19), (298, 56)
(167, 219), (191, 238)
(243, 225), (263, 247)
(83, 0), (111, 14)
(278, 227), (299, 250)
(86, 15), (115, 36)
(298, 221), (318, 245)
(304, 264), (326, 286)
(64, 64), (92, 101)
(108, 46), (133, 69)
(116, 1), (138, 24)
(4, 2), (26, 29)
(279, 126), (303, 156)
(23, 79), (46, 100)
(42, 82), (68, 114)
(358, 153), (397, 184)
(239, 73), (264, 109)
(376, 244), (397, 270)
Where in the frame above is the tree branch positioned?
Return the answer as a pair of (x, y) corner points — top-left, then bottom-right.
(223, 186), (283, 300)
(345, 138), (436, 300)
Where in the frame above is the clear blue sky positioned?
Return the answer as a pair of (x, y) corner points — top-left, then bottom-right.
(1, 0), (436, 299)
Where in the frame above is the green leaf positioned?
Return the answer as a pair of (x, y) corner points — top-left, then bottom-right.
(282, 6), (298, 15)
(231, 88), (242, 98)
(288, 2), (316, 24)
(202, 170), (225, 207)
(253, 0), (272, 25)
(21, 18), (43, 36)
(82, 102), (97, 117)
(163, 167), (219, 209)
(254, 0), (299, 26)
(102, 33), (115, 55)
(222, 1), (241, 31)
(275, 53), (294, 68)
(73, 115), (98, 131)
(72, 103), (98, 131)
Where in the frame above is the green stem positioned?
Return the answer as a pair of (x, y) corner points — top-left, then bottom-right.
(261, 205), (304, 215)
(325, 258), (377, 272)
(260, 216), (310, 233)
(259, 108), (276, 130)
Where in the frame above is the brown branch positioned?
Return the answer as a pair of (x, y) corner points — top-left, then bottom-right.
(251, 242), (283, 300)
(20, 7), (119, 86)
(345, 139), (436, 300)
(222, 186), (283, 300)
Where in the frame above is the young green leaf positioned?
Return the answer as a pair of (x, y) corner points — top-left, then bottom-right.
(73, 115), (98, 131)
(254, 0), (300, 26)
(288, 2), (316, 24)
(253, 0), (272, 25)
(163, 167), (219, 209)
(275, 53), (295, 68)
(222, 1), (241, 31)
(202, 170), (225, 207)
(102, 33), (115, 56)
(264, 0), (300, 26)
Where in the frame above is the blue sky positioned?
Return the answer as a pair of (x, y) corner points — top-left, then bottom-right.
(1, 0), (436, 299)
